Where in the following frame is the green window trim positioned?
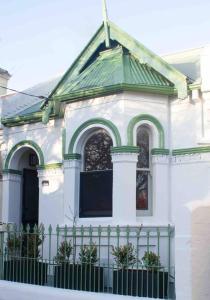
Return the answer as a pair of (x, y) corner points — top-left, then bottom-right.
(2, 169), (22, 176)
(68, 118), (122, 154)
(4, 140), (44, 169)
(64, 153), (81, 160)
(127, 114), (165, 148)
(111, 146), (139, 154)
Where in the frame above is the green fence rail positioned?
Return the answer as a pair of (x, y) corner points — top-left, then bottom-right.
(0, 224), (175, 299)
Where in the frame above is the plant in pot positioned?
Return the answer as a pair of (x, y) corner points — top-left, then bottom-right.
(4, 229), (48, 285)
(112, 246), (168, 298)
(54, 242), (104, 292)
(53, 240), (74, 289)
(141, 251), (168, 299)
(112, 243), (138, 296)
(78, 243), (104, 292)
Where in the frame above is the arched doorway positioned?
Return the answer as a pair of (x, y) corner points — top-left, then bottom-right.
(79, 129), (113, 218)
(8, 146), (39, 226)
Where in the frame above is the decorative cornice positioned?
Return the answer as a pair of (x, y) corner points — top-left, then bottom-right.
(37, 163), (63, 170)
(127, 114), (165, 148)
(64, 153), (81, 160)
(111, 146), (139, 154)
(172, 146), (210, 156)
(171, 152), (210, 164)
(2, 169), (22, 175)
(151, 148), (170, 155)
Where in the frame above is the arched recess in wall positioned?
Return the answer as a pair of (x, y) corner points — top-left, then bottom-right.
(68, 118), (122, 154)
(127, 114), (165, 148)
(4, 140), (44, 169)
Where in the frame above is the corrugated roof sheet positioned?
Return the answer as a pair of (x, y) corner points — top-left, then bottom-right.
(55, 46), (173, 97)
(2, 76), (61, 118)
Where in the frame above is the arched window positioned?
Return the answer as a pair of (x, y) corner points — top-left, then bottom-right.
(136, 126), (152, 214)
(84, 130), (113, 172)
(79, 129), (113, 218)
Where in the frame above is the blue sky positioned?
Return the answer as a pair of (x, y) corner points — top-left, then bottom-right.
(0, 0), (210, 91)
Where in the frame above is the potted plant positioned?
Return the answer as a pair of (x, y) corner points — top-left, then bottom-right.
(141, 251), (168, 299)
(53, 240), (74, 289)
(112, 243), (138, 296)
(4, 230), (48, 285)
(77, 243), (104, 292)
(112, 245), (168, 299)
(54, 242), (104, 292)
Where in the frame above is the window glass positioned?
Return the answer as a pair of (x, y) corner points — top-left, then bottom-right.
(84, 130), (113, 171)
(136, 127), (150, 211)
(80, 129), (113, 218)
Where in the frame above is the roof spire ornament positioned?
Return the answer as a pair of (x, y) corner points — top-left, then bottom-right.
(102, 0), (110, 48)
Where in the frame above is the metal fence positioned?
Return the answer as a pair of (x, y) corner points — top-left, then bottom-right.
(0, 224), (175, 299)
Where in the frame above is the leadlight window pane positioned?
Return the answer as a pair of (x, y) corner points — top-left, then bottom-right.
(136, 171), (148, 210)
(137, 128), (149, 169)
(84, 130), (113, 172)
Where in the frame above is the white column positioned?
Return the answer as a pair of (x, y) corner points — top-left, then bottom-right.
(152, 154), (170, 222)
(2, 172), (22, 225)
(112, 152), (138, 224)
(38, 167), (64, 228)
(63, 159), (81, 225)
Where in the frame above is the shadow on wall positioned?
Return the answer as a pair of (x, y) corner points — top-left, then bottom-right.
(191, 200), (210, 300)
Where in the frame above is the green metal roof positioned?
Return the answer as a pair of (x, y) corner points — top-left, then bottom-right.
(13, 100), (43, 117)
(54, 46), (174, 99)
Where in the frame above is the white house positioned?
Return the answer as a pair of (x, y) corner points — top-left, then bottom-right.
(0, 67), (11, 222)
(1, 15), (210, 300)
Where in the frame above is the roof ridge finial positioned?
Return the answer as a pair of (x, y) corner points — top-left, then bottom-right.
(102, 0), (110, 48)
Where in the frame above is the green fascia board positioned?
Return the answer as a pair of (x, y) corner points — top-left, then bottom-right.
(50, 22), (187, 101)
(49, 24), (105, 98)
(172, 146), (210, 156)
(108, 21), (188, 99)
(3, 169), (22, 175)
(53, 84), (175, 103)
(189, 83), (201, 91)
(1, 112), (58, 127)
(37, 163), (63, 170)
(151, 148), (170, 155)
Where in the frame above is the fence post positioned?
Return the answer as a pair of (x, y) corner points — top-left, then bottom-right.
(0, 223), (6, 279)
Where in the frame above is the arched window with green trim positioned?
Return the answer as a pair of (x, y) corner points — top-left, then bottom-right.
(136, 125), (152, 215)
(80, 129), (113, 218)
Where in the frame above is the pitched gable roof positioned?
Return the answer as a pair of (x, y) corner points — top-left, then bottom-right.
(50, 21), (187, 102)
(52, 46), (174, 102)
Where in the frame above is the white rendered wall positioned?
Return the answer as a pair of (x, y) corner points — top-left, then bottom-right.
(64, 92), (171, 227)
(171, 154), (210, 300)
